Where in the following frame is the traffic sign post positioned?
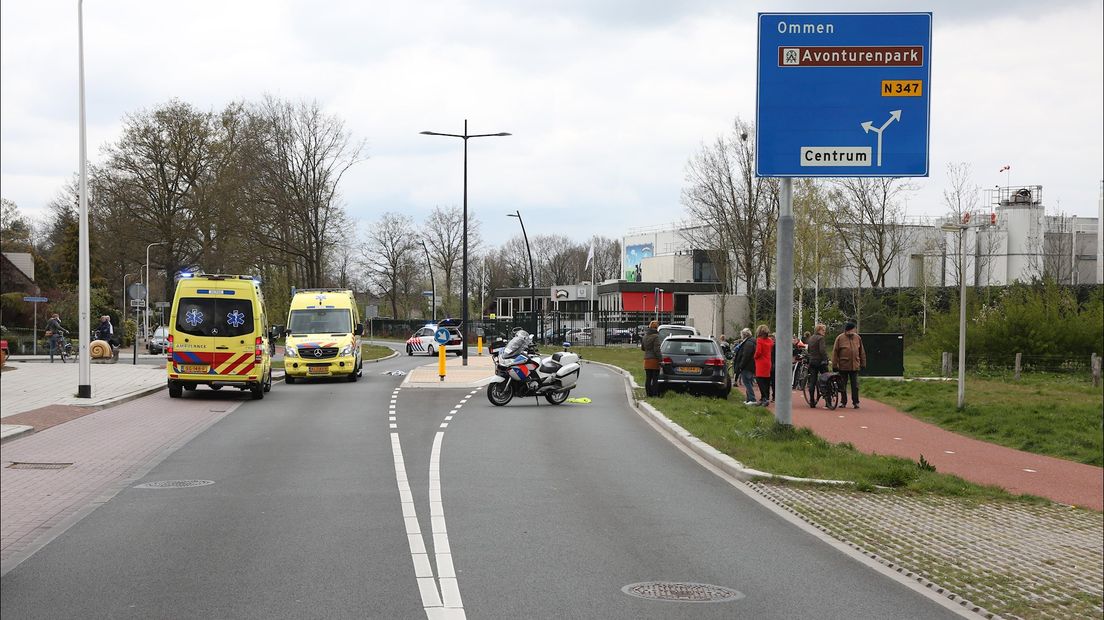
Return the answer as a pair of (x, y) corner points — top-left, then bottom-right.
(755, 12), (932, 426)
(756, 12), (932, 177)
(23, 296), (48, 356)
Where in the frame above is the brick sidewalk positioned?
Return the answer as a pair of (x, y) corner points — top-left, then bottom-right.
(402, 352), (496, 387)
(788, 398), (1104, 511)
(0, 392), (239, 573)
(0, 361), (166, 418)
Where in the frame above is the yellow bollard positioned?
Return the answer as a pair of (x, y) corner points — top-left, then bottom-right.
(477, 336), (483, 356)
(438, 342), (447, 381)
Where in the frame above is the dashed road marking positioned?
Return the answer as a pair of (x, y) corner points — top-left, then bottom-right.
(1023, 468), (1037, 473)
(945, 450), (956, 454)
(893, 437), (902, 441)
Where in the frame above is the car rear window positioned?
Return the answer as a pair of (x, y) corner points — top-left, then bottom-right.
(661, 339), (718, 356)
(175, 297), (255, 337)
(659, 327), (695, 340)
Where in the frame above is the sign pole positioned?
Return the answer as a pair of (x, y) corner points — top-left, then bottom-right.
(33, 301), (38, 356)
(774, 178), (795, 426)
(133, 305), (139, 365)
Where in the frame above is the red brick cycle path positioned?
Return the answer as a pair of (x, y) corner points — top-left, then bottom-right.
(783, 397), (1103, 511)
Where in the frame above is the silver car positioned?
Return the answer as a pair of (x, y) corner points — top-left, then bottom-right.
(148, 326), (169, 354)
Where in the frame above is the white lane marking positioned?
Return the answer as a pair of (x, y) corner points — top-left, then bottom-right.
(429, 430), (464, 611)
(893, 437), (902, 441)
(945, 450), (956, 454)
(1023, 468), (1037, 473)
(391, 433), (443, 609)
(390, 423), (398, 429)
(445, 416), (453, 421)
(450, 409), (458, 414)
(440, 423), (448, 428)
(860, 426), (868, 429)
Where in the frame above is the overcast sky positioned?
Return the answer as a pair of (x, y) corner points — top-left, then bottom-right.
(2, 0), (1102, 242)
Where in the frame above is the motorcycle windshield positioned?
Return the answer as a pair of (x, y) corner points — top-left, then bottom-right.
(501, 331), (531, 359)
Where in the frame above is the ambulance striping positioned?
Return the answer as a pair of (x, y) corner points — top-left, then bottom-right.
(215, 353), (250, 374)
(225, 355), (255, 375)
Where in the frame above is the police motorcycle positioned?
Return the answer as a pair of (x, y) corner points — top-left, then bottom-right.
(487, 329), (582, 406)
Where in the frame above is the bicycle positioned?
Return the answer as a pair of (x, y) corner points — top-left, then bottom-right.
(791, 350), (808, 392)
(819, 370), (843, 410)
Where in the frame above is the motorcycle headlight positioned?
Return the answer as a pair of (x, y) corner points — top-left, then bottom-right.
(284, 346), (297, 358)
(340, 344), (353, 357)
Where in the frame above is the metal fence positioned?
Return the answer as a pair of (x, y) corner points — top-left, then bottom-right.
(366, 311), (690, 347)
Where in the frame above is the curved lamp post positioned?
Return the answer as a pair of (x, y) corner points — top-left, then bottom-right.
(420, 121), (511, 366)
(508, 210), (536, 337)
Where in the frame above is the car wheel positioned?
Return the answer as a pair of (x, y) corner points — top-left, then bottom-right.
(251, 382), (264, 400)
(406, 344), (413, 356)
(285, 375), (296, 385)
(263, 370), (272, 392)
(348, 366), (359, 382)
(168, 382), (183, 398)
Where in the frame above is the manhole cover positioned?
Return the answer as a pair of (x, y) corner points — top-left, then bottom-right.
(622, 582), (744, 603)
(134, 480), (215, 489)
(7, 462), (73, 470)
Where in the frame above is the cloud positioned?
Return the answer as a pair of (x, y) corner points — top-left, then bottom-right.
(2, 0), (1101, 244)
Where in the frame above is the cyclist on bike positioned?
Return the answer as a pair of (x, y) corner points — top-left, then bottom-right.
(45, 312), (68, 363)
(805, 323), (828, 406)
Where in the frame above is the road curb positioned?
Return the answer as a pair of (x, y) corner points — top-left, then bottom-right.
(583, 359), (855, 487)
(589, 360), (987, 618)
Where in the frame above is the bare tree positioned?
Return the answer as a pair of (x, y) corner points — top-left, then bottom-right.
(681, 117), (777, 320)
(591, 236), (621, 282)
(423, 205), (481, 316)
(362, 213), (417, 318)
(827, 177), (914, 288)
(248, 97), (365, 288)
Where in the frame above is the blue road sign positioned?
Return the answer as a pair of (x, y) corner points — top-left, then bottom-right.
(756, 12), (932, 177)
(23, 296), (48, 303)
(434, 327), (451, 345)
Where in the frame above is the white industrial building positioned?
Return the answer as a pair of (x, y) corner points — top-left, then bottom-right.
(622, 183), (1103, 291)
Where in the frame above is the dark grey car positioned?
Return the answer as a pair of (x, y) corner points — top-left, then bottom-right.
(657, 335), (731, 398)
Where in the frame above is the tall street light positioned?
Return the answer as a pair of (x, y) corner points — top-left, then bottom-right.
(420, 120), (511, 366)
(507, 211), (536, 337)
(76, 0), (91, 397)
(420, 240), (436, 322)
(145, 241), (167, 342)
(942, 222), (968, 409)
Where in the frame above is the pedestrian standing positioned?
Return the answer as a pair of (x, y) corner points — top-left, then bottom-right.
(768, 332), (776, 401)
(96, 315), (114, 343)
(734, 327), (758, 405)
(831, 320), (866, 408)
(753, 324), (774, 406)
(805, 324), (828, 407)
(641, 320), (663, 397)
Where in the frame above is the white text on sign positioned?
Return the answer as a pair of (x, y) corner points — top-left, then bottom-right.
(800, 147), (872, 166)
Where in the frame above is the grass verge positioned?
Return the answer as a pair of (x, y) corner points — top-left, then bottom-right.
(574, 346), (1046, 503)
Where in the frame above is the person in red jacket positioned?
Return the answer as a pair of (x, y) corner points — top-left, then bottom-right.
(753, 324), (774, 406)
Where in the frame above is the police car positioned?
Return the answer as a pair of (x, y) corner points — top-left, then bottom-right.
(406, 318), (464, 356)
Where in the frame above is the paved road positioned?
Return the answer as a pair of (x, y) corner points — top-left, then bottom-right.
(1, 352), (964, 619)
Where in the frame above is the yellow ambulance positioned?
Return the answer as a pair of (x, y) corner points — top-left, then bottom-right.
(166, 273), (273, 399)
(281, 289), (363, 383)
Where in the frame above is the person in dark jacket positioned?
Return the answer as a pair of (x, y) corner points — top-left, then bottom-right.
(831, 320), (866, 408)
(44, 312), (67, 363)
(734, 327), (757, 405)
(805, 323), (828, 407)
(641, 320), (663, 397)
(753, 324), (774, 406)
(95, 315), (114, 344)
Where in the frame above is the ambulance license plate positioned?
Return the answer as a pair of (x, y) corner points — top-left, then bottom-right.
(676, 366), (702, 375)
(180, 364), (209, 374)
(308, 366), (329, 375)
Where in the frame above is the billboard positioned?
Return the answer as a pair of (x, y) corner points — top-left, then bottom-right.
(624, 243), (653, 281)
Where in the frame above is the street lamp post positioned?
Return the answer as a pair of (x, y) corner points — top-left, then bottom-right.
(421, 240), (436, 322)
(942, 222), (968, 409)
(654, 287), (664, 322)
(145, 241), (166, 342)
(76, 0), (91, 397)
(508, 211), (536, 337)
(420, 120), (511, 366)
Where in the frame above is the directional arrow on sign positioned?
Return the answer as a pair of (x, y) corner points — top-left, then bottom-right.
(861, 109), (902, 166)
